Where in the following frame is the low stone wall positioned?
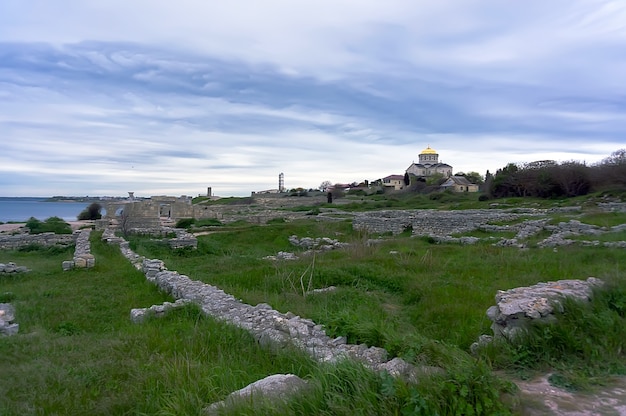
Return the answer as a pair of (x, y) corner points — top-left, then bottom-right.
(130, 299), (191, 323)
(0, 232), (74, 250)
(105, 230), (429, 382)
(62, 230), (95, 270)
(353, 209), (533, 236)
(130, 227), (197, 249)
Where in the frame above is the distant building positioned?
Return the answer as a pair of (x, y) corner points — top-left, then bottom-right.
(405, 146), (453, 178)
(440, 176), (479, 192)
(382, 175), (405, 190)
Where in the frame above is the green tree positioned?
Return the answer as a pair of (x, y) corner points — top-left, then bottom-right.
(77, 202), (102, 220)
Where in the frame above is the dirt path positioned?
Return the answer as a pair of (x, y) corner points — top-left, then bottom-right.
(513, 374), (626, 415)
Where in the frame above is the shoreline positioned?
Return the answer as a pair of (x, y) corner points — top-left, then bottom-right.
(0, 220), (94, 233)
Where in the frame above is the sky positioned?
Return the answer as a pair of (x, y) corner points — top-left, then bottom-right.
(1, 1), (624, 197)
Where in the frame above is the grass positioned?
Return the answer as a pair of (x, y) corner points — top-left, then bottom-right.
(130, 222), (624, 351)
(2, 197), (626, 414)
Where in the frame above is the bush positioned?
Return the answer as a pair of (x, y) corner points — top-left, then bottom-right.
(25, 217), (72, 234)
(175, 218), (196, 228)
(195, 218), (224, 227)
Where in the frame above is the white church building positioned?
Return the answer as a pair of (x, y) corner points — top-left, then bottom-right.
(405, 145), (453, 178)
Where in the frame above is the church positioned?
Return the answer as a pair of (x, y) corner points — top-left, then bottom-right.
(405, 145), (453, 178)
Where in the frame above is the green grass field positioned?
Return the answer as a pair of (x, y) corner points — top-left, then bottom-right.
(1, 196), (625, 415)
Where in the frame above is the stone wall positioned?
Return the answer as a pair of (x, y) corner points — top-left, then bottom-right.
(353, 209), (536, 236)
(62, 229), (95, 270)
(102, 196), (194, 229)
(127, 227), (198, 249)
(105, 230), (430, 382)
(0, 232), (74, 250)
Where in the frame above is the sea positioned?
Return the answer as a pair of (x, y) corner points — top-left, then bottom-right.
(0, 197), (91, 223)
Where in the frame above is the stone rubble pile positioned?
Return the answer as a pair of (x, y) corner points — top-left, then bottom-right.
(0, 262), (29, 274)
(288, 235), (349, 251)
(264, 236), (349, 261)
(264, 251), (299, 261)
(0, 303), (18, 336)
(62, 229), (95, 270)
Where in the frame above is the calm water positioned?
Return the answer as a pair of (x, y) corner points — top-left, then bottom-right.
(0, 198), (90, 223)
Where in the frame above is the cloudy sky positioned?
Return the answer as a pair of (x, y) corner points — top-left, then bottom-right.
(1, 1), (624, 197)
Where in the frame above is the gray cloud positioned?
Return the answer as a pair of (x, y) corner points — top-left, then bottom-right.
(0, 1), (624, 196)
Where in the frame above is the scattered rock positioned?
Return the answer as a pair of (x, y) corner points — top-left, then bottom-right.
(0, 262), (30, 274)
(203, 374), (309, 415)
(0, 303), (19, 336)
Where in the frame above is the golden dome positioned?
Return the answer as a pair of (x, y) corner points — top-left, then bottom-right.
(420, 145), (437, 155)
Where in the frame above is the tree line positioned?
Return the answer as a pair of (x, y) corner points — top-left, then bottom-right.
(484, 149), (626, 199)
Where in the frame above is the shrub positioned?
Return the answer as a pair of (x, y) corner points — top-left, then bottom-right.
(25, 217), (72, 234)
(175, 218), (196, 228)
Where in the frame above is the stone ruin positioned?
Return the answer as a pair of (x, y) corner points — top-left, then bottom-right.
(100, 195), (194, 230)
(0, 262), (30, 274)
(0, 232), (74, 250)
(471, 277), (604, 352)
(264, 235), (349, 261)
(352, 209), (531, 236)
(352, 208), (626, 249)
(130, 227), (197, 250)
(62, 229), (95, 270)
(130, 299), (192, 323)
(0, 303), (18, 336)
(103, 229), (439, 411)
(204, 374), (310, 415)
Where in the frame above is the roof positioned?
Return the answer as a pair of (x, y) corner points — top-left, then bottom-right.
(442, 176), (474, 186)
(420, 145), (437, 155)
(407, 163), (452, 169)
(384, 174), (405, 180)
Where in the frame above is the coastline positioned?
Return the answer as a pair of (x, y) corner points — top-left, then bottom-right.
(0, 221), (94, 233)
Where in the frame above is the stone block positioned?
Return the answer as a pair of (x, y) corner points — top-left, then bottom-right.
(130, 309), (147, 324)
(74, 257), (87, 268)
